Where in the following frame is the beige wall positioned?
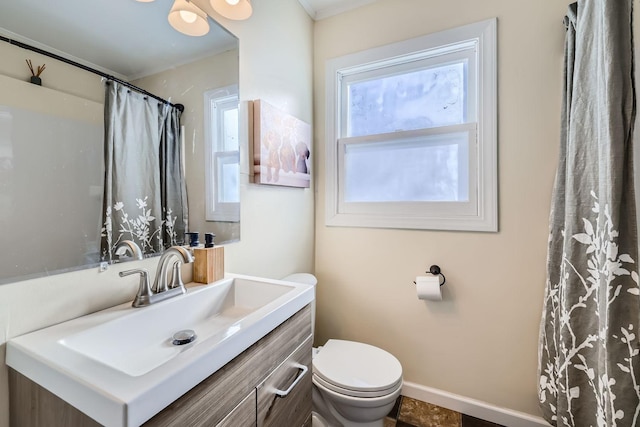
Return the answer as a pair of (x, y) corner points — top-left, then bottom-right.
(0, 1), (314, 426)
(313, 0), (567, 418)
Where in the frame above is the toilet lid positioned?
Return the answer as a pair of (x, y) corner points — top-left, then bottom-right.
(313, 340), (402, 395)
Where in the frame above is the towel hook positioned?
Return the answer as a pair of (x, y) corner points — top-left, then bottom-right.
(428, 265), (446, 287)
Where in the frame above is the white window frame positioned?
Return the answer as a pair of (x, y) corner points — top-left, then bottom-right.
(204, 84), (240, 223)
(325, 18), (497, 232)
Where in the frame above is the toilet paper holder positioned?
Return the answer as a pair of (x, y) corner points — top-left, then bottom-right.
(413, 265), (446, 286)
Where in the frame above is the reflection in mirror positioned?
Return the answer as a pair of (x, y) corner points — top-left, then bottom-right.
(0, 0), (239, 285)
(100, 82), (188, 262)
(204, 85), (240, 224)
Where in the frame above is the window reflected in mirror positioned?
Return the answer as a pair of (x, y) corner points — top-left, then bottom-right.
(205, 85), (240, 223)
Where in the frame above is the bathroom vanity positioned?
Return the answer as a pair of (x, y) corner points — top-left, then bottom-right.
(7, 275), (314, 426)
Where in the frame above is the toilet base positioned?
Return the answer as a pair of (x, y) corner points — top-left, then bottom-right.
(313, 384), (389, 427)
(311, 412), (326, 427)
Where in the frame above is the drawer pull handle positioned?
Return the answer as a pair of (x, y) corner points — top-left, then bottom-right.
(274, 363), (308, 398)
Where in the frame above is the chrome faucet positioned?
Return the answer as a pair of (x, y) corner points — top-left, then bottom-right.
(114, 240), (143, 261)
(119, 245), (194, 308)
(152, 246), (194, 293)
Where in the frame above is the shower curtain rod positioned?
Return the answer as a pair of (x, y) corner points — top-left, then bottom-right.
(0, 34), (184, 112)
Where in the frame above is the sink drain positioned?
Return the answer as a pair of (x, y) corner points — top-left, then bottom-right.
(172, 329), (197, 345)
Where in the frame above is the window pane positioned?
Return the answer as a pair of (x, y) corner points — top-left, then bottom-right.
(347, 62), (466, 137)
(223, 108), (239, 151)
(217, 159), (239, 203)
(214, 151), (240, 204)
(344, 131), (469, 202)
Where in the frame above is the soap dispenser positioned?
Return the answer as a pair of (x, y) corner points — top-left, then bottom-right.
(184, 232), (200, 252)
(193, 233), (224, 284)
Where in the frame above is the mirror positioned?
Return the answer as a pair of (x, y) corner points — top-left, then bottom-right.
(0, 0), (240, 285)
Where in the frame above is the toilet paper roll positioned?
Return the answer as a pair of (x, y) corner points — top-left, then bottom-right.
(415, 276), (442, 301)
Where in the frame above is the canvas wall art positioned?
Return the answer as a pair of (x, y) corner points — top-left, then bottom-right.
(253, 99), (311, 188)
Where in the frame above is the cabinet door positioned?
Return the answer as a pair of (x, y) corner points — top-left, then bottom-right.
(256, 336), (312, 427)
(217, 389), (256, 427)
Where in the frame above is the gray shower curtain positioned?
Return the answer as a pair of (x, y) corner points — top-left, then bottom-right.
(101, 81), (187, 261)
(538, 1), (640, 426)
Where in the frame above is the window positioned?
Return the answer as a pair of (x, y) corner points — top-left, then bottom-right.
(325, 19), (497, 231)
(204, 85), (240, 222)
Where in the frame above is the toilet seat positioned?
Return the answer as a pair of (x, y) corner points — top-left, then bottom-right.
(313, 373), (401, 398)
(312, 339), (402, 398)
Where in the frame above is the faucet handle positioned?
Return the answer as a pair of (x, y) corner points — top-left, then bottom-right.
(119, 268), (153, 307)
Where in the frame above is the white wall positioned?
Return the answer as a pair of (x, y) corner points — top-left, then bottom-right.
(0, 1), (314, 425)
(313, 0), (567, 418)
(0, 72), (104, 282)
(204, 0), (315, 279)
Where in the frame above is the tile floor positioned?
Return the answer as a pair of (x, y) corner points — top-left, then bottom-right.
(384, 396), (505, 427)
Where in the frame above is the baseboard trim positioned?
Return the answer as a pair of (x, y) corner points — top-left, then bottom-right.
(401, 381), (550, 427)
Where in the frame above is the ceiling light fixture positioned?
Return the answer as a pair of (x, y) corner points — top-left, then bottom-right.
(168, 0), (210, 36)
(210, 0), (252, 20)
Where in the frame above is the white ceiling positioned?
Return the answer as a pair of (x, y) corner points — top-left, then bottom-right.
(0, 0), (374, 80)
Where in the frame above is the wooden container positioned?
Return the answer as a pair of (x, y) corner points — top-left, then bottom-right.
(193, 246), (224, 284)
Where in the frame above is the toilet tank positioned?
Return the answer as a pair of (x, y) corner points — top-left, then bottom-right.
(282, 273), (317, 335)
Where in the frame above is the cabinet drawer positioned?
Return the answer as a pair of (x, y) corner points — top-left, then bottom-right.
(217, 389), (256, 427)
(256, 336), (312, 427)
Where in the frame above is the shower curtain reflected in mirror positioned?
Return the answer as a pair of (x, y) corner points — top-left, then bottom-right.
(100, 81), (187, 261)
(538, 1), (640, 426)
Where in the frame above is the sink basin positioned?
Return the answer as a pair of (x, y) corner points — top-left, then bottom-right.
(61, 276), (296, 377)
(6, 273), (314, 427)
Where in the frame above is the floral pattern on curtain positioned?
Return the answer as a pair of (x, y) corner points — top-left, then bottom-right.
(538, 1), (640, 426)
(101, 81), (187, 261)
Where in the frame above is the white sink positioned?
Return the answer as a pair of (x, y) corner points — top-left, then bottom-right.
(6, 273), (314, 427)
(61, 276), (296, 377)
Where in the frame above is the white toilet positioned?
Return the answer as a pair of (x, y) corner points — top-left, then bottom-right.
(283, 274), (403, 427)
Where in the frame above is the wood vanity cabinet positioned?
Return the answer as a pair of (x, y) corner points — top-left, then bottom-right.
(9, 305), (312, 427)
(216, 390), (256, 426)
